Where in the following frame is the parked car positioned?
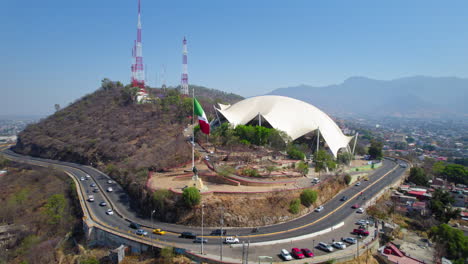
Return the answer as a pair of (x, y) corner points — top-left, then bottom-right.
(106, 209), (114, 215)
(194, 237), (207, 243)
(340, 196), (348, 201)
(224, 237), (239, 244)
(301, 248), (314, 258)
(356, 219), (369, 225)
(136, 229), (148, 236)
(332, 241), (347, 249)
(314, 206), (324, 212)
(317, 242), (334, 252)
(291, 248), (304, 259)
(129, 222), (141, 229)
(99, 201), (107, 206)
(210, 229), (227, 236)
(357, 208), (364, 213)
(353, 228), (370, 236)
(355, 181), (361, 186)
(312, 178), (321, 184)
(107, 187), (113, 192)
(342, 237), (357, 244)
(280, 249), (293, 261)
(352, 204), (360, 209)
(180, 232), (196, 239)
(152, 228), (166, 235)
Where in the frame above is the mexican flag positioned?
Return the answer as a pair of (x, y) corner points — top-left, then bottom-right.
(194, 98), (210, 134)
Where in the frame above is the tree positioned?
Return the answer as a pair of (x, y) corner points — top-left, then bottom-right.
(430, 224), (468, 262)
(443, 164), (467, 185)
(408, 167), (429, 186)
(300, 189), (318, 207)
(337, 152), (353, 165)
(296, 161), (309, 176)
(43, 194), (66, 225)
(182, 187), (201, 207)
(287, 145), (305, 160)
(368, 140), (383, 160)
(344, 174), (352, 185)
(289, 199), (301, 214)
(430, 189), (459, 223)
(314, 150), (336, 173)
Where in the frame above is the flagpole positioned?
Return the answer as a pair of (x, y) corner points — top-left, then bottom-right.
(192, 86), (195, 173)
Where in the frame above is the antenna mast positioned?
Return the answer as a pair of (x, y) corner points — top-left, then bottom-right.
(181, 37), (189, 95)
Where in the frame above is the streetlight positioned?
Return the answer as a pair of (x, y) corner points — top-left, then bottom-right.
(201, 203), (205, 254)
(313, 239), (315, 249)
(151, 209), (156, 255)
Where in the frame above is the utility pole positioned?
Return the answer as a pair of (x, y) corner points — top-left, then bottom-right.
(201, 203), (204, 254)
(220, 208), (224, 260)
(151, 209), (156, 255)
(242, 241), (245, 264)
(246, 240), (250, 264)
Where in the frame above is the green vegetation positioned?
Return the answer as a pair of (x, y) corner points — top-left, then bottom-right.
(0, 156), (10, 168)
(44, 194), (67, 225)
(153, 189), (172, 211)
(79, 257), (99, 264)
(344, 174), (351, 185)
(429, 189), (460, 223)
(295, 161), (309, 176)
(313, 150), (336, 173)
(287, 145), (305, 160)
(289, 198), (301, 214)
(432, 161), (467, 185)
(408, 167), (430, 186)
(368, 140), (383, 160)
(216, 165), (236, 177)
(337, 152), (353, 165)
(241, 167), (260, 177)
(430, 224), (468, 263)
(182, 187), (201, 207)
(160, 246), (175, 262)
(300, 189), (318, 207)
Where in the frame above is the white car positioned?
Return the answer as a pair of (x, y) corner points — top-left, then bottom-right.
(80, 177), (85, 181)
(355, 181), (361, 186)
(224, 237), (240, 244)
(85, 174), (91, 179)
(107, 180), (113, 184)
(106, 209), (114, 215)
(357, 208), (365, 213)
(356, 219), (369, 225)
(107, 187), (113, 192)
(342, 237), (357, 244)
(317, 242), (334, 252)
(87, 195), (94, 202)
(312, 178), (320, 184)
(314, 206), (324, 212)
(332, 241), (346, 249)
(280, 249), (293, 261)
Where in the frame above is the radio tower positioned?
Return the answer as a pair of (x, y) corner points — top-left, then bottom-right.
(131, 0), (147, 102)
(181, 37), (189, 95)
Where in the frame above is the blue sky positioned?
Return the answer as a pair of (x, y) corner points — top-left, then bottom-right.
(1, 0), (467, 116)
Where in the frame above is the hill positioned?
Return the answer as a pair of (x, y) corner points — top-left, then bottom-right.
(14, 80), (243, 189)
(268, 76), (468, 119)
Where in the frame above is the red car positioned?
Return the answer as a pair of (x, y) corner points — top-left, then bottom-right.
(291, 248), (305, 259)
(353, 228), (370, 236)
(301, 248), (314, 257)
(351, 203), (360, 209)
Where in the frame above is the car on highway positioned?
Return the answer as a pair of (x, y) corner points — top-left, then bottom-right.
(301, 248), (314, 257)
(106, 209), (114, 215)
(93, 188), (99, 193)
(80, 177), (85, 181)
(314, 206), (324, 212)
(90, 183), (96, 187)
(353, 228), (370, 236)
(357, 208), (364, 213)
(107, 180), (113, 184)
(317, 242), (334, 252)
(129, 222), (141, 229)
(194, 237), (207, 243)
(180, 232), (196, 239)
(87, 195), (94, 202)
(291, 248), (304, 259)
(342, 237), (357, 244)
(340, 196), (348, 201)
(153, 229), (166, 235)
(136, 229), (148, 236)
(352, 204), (360, 209)
(356, 219), (369, 225)
(224, 236), (239, 244)
(355, 181), (361, 186)
(280, 249), (293, 261)
(332, 241), (346, 249)
(99, 202), (107, 206)
(400, 163), (407, 168)
(210, 229), (227, 236)
(107, 187), (113, 192)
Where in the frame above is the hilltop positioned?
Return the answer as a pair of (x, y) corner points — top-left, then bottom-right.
(14, 80), (243, 189)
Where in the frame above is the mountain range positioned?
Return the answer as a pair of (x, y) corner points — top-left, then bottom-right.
(267, 76), (468, 119)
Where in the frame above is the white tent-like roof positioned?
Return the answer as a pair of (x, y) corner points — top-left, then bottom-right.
(215, 95), (353, 157)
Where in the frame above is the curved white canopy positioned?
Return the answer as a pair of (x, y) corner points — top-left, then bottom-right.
(215, 95), (353, 157)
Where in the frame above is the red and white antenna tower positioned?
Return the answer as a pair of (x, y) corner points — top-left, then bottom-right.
(131, 0), (147, 100)
(181, 37), (189, 95)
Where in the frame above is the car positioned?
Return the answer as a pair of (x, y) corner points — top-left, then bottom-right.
(317, 242), (334, 252)
(129, 222), (141, 229)
(355, 181), (361, 186)
(312, 178), (320, 184)
(87, 195), (94, 202)
(210, 229), (227, 236)
(106, 209), (114, 215)
(80, 177), (85, 181)
(205, 155), (210, 161)
(136, 229), (148, 236)
(107, 187), (113, 192)
(340, 196), (348, 201)
(180, 232), (196, 239)
(93, 188), (99, 193)
(356, 219), (369, 225)
(194, 237), (207, 243)
(400, 163), (407, 168)
(153, 229), (166, 235)
(280, 249), (293, 261)
(314, 206), (324, 212)
(301, 248), (314, 258)
(352, 204), (360, 209)
(85, 174), (91, 179)
(353, 228), (370, 236)
(342, 237), (357, 244)
(332, 241), (347, 249)
(90, 183), (96, 187)
(99, 201), (107, 206)
(224, 236), (239, 244)
(107, 180), (113, 184)
(357, 208), (364, 213)
(291, 248), (304, 259)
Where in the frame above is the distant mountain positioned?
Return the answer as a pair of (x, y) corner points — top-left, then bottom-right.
(268, 76), (468, 119)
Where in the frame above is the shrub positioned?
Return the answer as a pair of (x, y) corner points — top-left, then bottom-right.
(289, 199), (301, 214)
(287, 146), (305, 160)
(182, 187), (201, 207)
(300, 189), (318, 207)
(80, 257), (99, 264)
(241, 168), (259, 177)
(344, 174), (351, 185)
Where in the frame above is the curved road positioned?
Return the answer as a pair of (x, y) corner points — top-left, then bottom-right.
(1, 148), (406, 248)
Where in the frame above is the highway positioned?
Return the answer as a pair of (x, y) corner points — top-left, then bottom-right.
(1, 148), (407, 249)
